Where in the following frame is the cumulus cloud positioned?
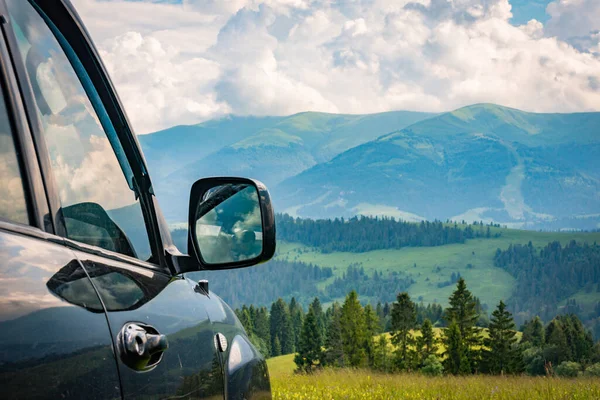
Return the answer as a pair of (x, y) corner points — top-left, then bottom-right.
(98, 32), (229, 133)
(72, 0), (600, 134)
(545, 0), (600, 52)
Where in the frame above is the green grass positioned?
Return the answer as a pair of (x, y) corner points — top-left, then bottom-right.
(267, 354), (600, 400)
(276, 229), (600, 308)
(269, 368), (600, 399)
(267, 353), (296, 376)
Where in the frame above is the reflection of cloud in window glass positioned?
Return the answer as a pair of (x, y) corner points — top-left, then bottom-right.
(0, 95), (28, 224)
(36, 57), (67, 114)
(5, 0), (151, 260)
(52, 135), (134, 210)
(32, 47), (132, 210)
(0, 136), (28, 225)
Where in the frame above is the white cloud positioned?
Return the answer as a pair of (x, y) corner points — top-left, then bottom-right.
(98, 31), (229, 133)
(0, 135), (28, 224)
(71, 0), (600, 134)
(545, 0), (600, 52)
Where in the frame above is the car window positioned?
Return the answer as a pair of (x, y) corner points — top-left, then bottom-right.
(0, 85), (28, 225)
(6, 0), (151, 260)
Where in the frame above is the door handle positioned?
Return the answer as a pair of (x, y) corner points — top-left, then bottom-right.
(118, 322), (168, 371)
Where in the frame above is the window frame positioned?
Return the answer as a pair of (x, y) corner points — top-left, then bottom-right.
(0, 4), (46, 230)
(0, 0), (168, 271)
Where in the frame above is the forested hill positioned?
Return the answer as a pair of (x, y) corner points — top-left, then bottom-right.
(276, 214), (498, 253)
(494, 241), (600, 325)
(182, 216), (600, 338)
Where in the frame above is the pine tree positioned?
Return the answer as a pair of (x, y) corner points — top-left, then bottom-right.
(375, 302), (386, 333)
(272, 335), (282, 357)
(443, 319), (470, 375)
(544, 315), (594, 365)
(444, 278), (482, 372)
(446, 278), (480, 338)
(483, 301), (520, 374)
(416, 318), (438, 365)
(237, 306), (254, 335)
(270, 298), (295, 355)
(294, 298), (324, 372)
(372, 334), (392, 372)
(340, 290), (367, 367)
(253, 307), (271, 356)
(364, 304), (380, 366)
(310, 297), (325, 340)
(289, 297), (304, 350)
(521, 316), (545, 347)
(559, 314), (594, 363)
(544, 318), (571, 366)
(391, 292), (417, 370)
(383, 302), (390, 317)
(324, 302), (345, 367)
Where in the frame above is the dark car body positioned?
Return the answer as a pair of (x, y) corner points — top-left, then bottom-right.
(0, 0), (272, 399)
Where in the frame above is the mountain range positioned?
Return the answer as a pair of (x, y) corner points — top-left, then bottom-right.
(139, 104), (600, 230)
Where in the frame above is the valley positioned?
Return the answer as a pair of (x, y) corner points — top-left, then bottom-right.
(277, 226), (600, 317)
(185, 217), (600, 337)
(152, 103), (600, 340)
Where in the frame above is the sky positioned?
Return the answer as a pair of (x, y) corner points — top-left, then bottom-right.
(71, 0), (600, 134)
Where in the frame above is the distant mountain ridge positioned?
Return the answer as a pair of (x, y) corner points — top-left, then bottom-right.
(140, 110), (435, 222)
(140, 104), (600, 230)
(277, 104), (600, 229)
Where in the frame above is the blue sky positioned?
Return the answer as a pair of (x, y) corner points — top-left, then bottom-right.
(123, 0), (555, 24)
(510, 0), (552, 24)
(74, 0), (600, 134)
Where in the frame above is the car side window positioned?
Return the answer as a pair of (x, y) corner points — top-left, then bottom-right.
(6, 0), (152, 261)
(0, 85), (29, 225)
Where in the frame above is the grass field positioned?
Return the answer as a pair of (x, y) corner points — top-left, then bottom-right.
(267, 354), (600, 400)
(276, 228), (600, 309)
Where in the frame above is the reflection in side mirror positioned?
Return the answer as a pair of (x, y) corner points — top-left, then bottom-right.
(196, 184), (262, 264)
(188, 178), (276, 270)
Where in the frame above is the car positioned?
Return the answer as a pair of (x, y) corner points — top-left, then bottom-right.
(0, 0), (276, 399)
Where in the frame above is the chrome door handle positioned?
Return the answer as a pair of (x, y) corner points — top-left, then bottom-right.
(118, 322), (168, 371)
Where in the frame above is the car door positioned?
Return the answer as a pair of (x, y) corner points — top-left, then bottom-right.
(73, 253), (225, 399)
(0, 17), (121, 399)
(1, 0), (225, 399)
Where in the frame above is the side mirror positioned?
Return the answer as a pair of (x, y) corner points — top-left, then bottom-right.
(187, 177), (276, 270)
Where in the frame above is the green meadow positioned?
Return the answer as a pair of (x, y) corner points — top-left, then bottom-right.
(276, 228), (600, 309)
(267, 354), (600, 400)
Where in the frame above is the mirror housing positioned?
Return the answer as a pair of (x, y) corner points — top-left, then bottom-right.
(187, 177), (276, 270)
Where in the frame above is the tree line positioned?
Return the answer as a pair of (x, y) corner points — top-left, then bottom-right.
(326, 264), (414, 302)
(198, 259), (333, 306)
(494, 240), (600, 336)
(276, 214), (499, 253)
(236, 278), (600, 377)
(198, 259), (418, 307)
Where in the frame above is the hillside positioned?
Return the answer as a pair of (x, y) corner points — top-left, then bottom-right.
(186, 217), (600, 335)
(140, 110), (434, 222)
(275, 104), (600, 230)
(273, 228), (600, 318)
(141, 104), (600, 230)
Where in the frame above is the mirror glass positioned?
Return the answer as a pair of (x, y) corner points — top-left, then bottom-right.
(194, 183), (263, 264)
